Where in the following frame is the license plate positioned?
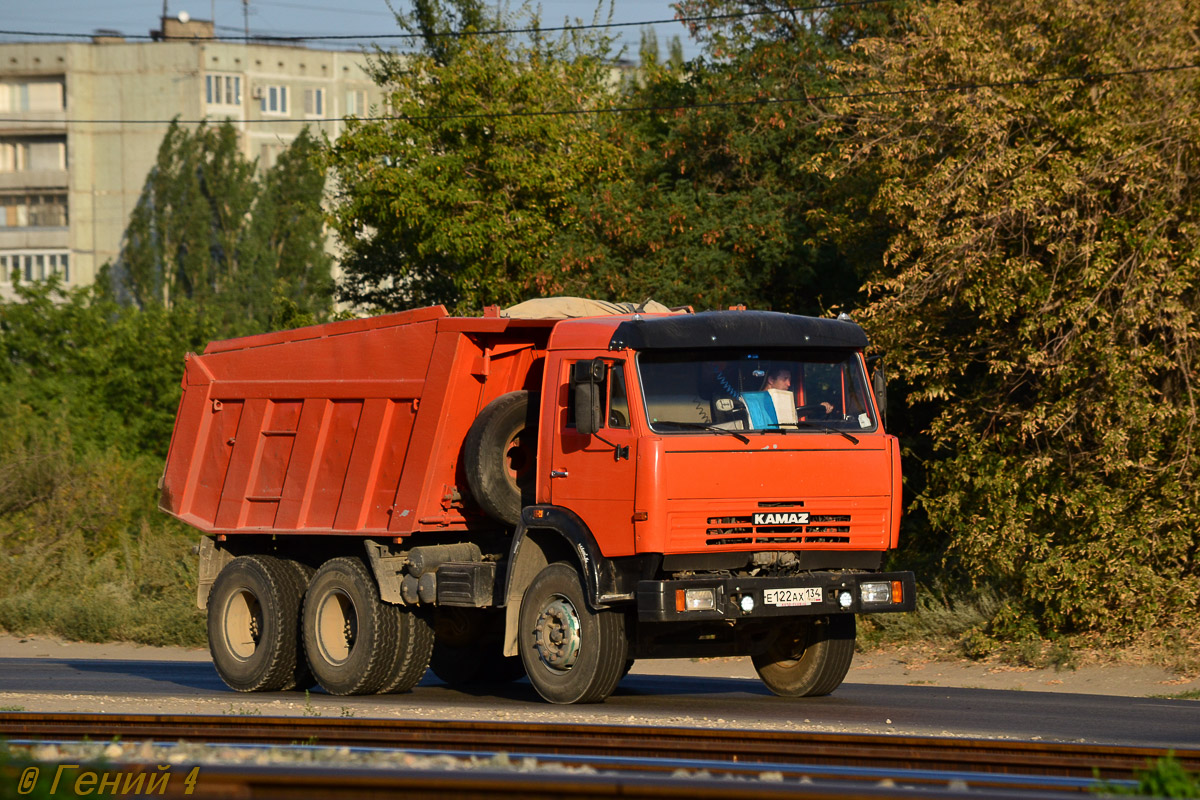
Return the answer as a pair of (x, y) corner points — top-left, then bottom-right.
(763, 586), (824, 607)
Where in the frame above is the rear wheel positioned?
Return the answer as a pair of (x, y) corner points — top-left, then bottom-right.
(302, 557), (400, 696)
(377, 607), (435, 694)
(282, 560), (316, 691)
(752, 614), (856, 697)
(430, 608), (525, 686)
(518, 563), (626, 704)
(207, 555), (304, 693)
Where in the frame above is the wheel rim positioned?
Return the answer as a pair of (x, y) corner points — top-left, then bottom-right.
(532, 594), (581, 671)
(223, 589), (262, 661)
(315, 589), (357, 665)
(504, 430), (534, 492)
(778, 621), (815, 663)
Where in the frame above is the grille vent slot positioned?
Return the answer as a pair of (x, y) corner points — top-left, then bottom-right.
(705, 513), (852, 546)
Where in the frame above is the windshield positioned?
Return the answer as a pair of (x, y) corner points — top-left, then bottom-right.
(637, 348), (876, 434)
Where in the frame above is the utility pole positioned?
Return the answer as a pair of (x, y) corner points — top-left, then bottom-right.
(243, 0), (250, 39)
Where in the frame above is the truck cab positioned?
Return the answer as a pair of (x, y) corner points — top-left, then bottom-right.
(501, 311), (913, 702)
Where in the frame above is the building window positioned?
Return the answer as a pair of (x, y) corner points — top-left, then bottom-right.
(0, 77), (65, 113)
(346, 89), (367, 116)
(205, 73), (242, 106)
(0, 138), (67, 172)
(0, 251), (70, 284)
(260, 85), (288, 115)
(303, 88), (324, 116)
(0, 193), (68, 228)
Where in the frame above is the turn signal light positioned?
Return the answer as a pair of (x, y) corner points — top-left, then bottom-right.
(675, 588), (717, 611)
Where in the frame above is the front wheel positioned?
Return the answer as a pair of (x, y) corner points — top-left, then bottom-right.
(752, 614), (856, 697)
(518, 563), (627, 704)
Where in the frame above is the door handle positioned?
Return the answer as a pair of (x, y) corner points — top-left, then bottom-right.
(550, 469), (569, 478)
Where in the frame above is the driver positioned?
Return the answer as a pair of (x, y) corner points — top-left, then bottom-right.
(766, 366), (834, 418)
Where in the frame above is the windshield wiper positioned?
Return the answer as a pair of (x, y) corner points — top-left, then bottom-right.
(655, 421), (750, 444)
(786, 420), (860, 445)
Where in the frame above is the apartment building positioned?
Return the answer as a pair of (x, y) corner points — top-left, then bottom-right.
(0, 16), (382, 300)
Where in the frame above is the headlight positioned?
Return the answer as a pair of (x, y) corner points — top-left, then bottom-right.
(860, 580), (903, 605)
(860, 582), (892, 604)
(675, 588), (717, 611)
(838, 590), (854, 609)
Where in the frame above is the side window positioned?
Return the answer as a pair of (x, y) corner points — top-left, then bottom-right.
(608, 363), (630, 429)
(566, 359), (628, 430)
(565, 360), (608, 430)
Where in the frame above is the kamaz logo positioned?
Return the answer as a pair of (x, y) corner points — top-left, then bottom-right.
(753, 512), (809, 525)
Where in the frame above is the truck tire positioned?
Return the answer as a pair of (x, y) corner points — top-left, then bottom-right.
(282, 560), (317, 691)
(377, 607), (435, 694)
(429, 608), (525, 686)
(302, 557), (401, 696)
(465, 391), (537, 526)
(518, 562), (627, 704)
(752, 614), (856, 697)
(207, 555), (305, 693)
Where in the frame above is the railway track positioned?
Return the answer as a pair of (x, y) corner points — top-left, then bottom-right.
(2, 713), (1195, 798)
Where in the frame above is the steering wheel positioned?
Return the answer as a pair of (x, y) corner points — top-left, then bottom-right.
(608, 409), (627, 428)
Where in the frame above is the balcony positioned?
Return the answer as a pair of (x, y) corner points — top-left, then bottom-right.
(0, 170), (69, 191)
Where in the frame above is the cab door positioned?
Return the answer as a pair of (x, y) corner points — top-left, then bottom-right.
(549, 357), (637, 557)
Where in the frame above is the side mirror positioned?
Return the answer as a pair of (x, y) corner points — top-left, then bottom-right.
(868, 356), (888, 428)
(571, 358), (606, 436)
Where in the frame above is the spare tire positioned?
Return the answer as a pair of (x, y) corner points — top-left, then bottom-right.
(464, 391), (537, 525)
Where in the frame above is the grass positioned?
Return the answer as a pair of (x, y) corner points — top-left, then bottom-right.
(0, 428), (205, 648)
(225, 705), (263, 716)
(1093, 753), (1200, 798)
(855, 584), (1200, 678)
(303, 691), (320, 717)
(1150, 690), (1200, 701)
(857, 586), (999, 648)
(0, 516), (204, 648)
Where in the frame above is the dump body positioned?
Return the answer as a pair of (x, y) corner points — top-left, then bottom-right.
(160, 305), (554, 536)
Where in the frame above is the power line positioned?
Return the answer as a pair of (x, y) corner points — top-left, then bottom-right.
(3, 61), (1198, 127)
(0, 0), (890, 44)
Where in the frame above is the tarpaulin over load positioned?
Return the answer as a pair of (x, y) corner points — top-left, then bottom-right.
(502, 297), (681, 319)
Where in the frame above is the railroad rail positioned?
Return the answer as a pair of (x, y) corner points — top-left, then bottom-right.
(2, 713), (1195, 798)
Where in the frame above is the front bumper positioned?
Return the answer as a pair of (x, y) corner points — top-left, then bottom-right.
(636, 570), (916, 622)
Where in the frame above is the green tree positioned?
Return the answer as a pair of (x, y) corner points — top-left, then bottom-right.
(813, 0), (1200, 634)
(548, 0), (893, 312)
(0, 277), (212, 457)
(328, 0), (625, 313)
(0, 279), (207, 647)
(105, 120), (332, 333)
(244, 128), (335, 318)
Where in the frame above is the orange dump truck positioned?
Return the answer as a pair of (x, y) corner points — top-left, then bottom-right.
(160, 302), (915, 704)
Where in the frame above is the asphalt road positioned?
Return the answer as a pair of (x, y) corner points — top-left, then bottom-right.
(0, 655), (1196, 748)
